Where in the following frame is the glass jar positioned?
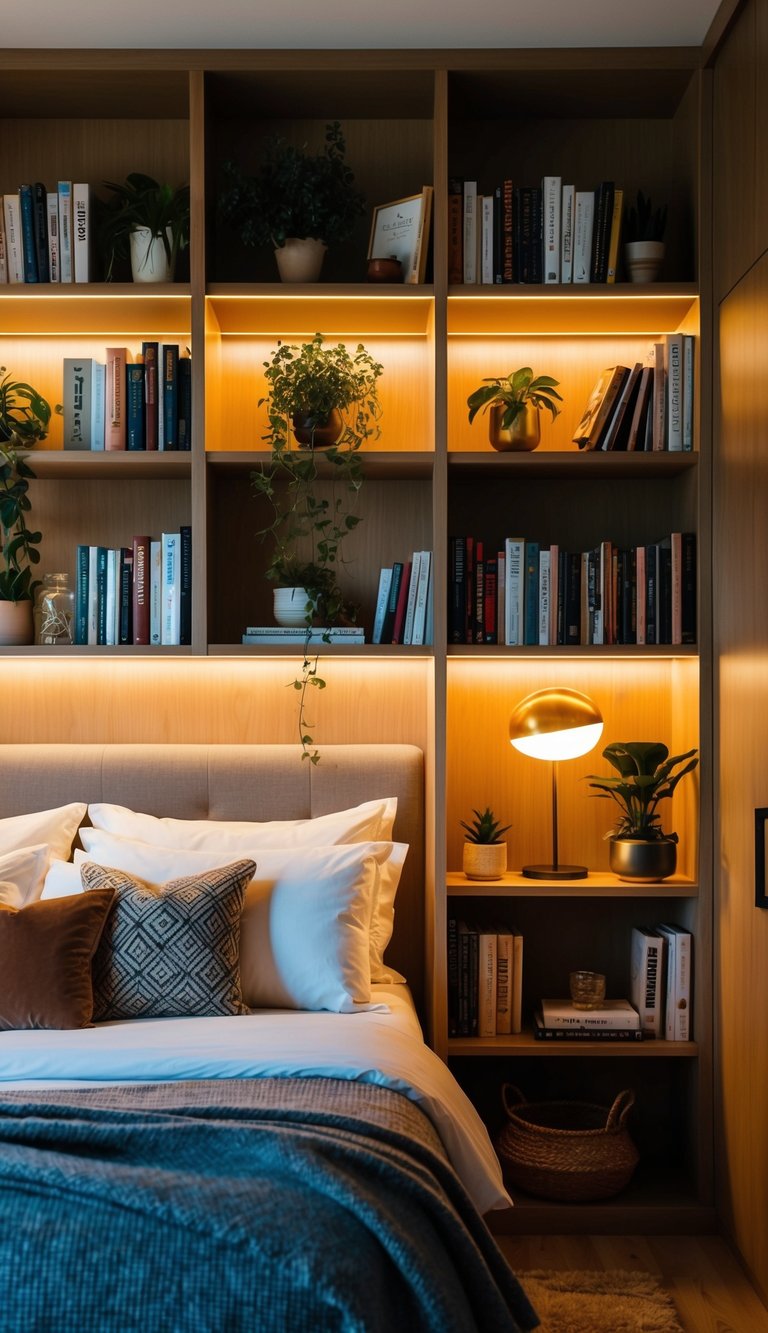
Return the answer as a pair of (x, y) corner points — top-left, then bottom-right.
(35, 573), (75, 646)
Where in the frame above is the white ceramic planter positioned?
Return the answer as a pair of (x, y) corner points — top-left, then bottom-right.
(274, 237), (327, 283)
(130, 226), (174, 283)
(624, 240), (665, 284)
(462, 841), (507, 881)
(0, 599), (34, 646)
(273, 587), (312, 628)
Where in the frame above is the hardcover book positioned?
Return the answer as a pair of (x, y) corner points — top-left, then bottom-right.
(540, 998), (641, 1030)
(161, 530), (181, 645)
(2, 194), (24, 284)
(0, 209), (7, 284)
(105, 347), (129, 451)
(131, 535), (151, 645)
(46, 192), (60, 282)
(177, 355), (192, 450)
(572, 190), (594, 284)
(179, 524), (192, 646)
(560, 183), (574, 283)
(462, 181), (478, 285)
(19, 185), (39, 283)
(372, 567), (393, 645)
(57, 181), (73, 283)
(572, 366), (630, 451)
(126, 364), (146, 451)
(72, 183), (90, 283)
(542, 175), (561, 284)
(161, 343), (179, 450)
(149, 539), (162, 646)
(447, 178), (463, 285)
(655, 922), (693, 1040)
(33, 182), (49, 283)
(141, 342), (159, 451)
(533, 1010), (643, 1041)
(630, 926), (667, 1036)
(63, 358), (104, 450)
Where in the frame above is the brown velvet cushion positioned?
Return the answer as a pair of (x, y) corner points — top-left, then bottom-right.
(0, 888), (115, 1030)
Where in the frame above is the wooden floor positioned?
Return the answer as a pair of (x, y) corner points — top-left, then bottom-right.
(496, 1234), (768, 1333)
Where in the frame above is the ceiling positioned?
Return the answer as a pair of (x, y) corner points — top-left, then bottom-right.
(3, 0), (723, 50)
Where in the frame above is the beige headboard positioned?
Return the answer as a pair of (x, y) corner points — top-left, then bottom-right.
(0, 743), (425, 1008)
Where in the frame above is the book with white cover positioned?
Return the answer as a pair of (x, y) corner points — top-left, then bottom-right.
(463, 181), (477, 284)
(3, 194), (24, 284)
(149, 540), (162, 645)
(372, 567), (393, 644)
(630, 926), (666, 1036)
(504, 538), (525, 646)
(87, 545), (99, 645)
(0, 207), (8, 284)
(664, 332), (684, 451)
(72, 183), (90, 283)
(161, 531), (180, 645)
(541, 998), (641, 1030)
(411, 550), (432, 646)
(560, 184), (574, 283)
(480, 194), (494, 285)
(542, 175), (561, 283)
(57, 181), (73, 283)
(105, 548), (118, 647)
(62, 358), (105, 450)
(477, 930), (498, 1037)
(682, 335), (695, 450)
(46, 192), (60, 282)
(572, 191), (595, 284)
(402, 550), (422, 645)
(538, 547), (551, 645)
(655, 922), (692, 1040)
(495, 926), (513, 1035)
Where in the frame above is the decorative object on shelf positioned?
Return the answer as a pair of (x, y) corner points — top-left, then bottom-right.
(569, 969), (607, 1010)
(34, 572), (75, 646)
(755, 807), (768, 909)
(467, 367), (562, 452)
(366, 256), (403, 283)
(219, 121), (366, 284)
(460, 806), (511, 880)
(97, 174), (190, 283)
(586, 740), (699, 883)
(496, 1083), (639, 1202)
(623, 190), (667, 284)
(509, 687), (603, 880)
(367, 187), (433, 285)
(253, 334), (383, 761)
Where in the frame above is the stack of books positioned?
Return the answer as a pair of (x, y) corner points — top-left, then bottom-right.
(242, 626), (365, 646)
(1, 180), (89, 284)
(74, 529), (191, 647)
(630, 922), (693, 1040)
(448, 917), (523, 1038)
(62, 343), (191, 452)
(372, 551), (433, 645)
(573, 337), (695, 454)
(534, 998), (643, 1041)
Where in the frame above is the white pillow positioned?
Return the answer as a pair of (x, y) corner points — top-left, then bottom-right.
(41, 859), (82, 899)
(74, 840), (384, 1013)
(77, 827), (408, 984)
(87, 796), (397, 851)
(0, 844), (52, 907)
(0, 804), (86, 864)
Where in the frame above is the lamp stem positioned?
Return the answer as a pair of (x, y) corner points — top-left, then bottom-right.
(551, 760), (559, 871)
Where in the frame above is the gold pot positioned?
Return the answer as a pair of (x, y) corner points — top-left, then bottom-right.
(609, 838), (677, 883)
(489, 402), (541, 452)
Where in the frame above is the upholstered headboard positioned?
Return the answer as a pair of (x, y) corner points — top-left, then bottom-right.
(0, 743), (425, 1006)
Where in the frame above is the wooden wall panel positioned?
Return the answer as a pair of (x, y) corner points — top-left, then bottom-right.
(713, 0), (757, 301)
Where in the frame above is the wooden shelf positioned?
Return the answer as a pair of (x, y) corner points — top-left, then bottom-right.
(0, 646), (195, 658)
(28, 451), (192, 480)
(488, 1165), (715, 1236)
(446, 871), (698, 896)
(448, 1030), (698, 1056)
(0, 287), (191, 336)
(206, 286), (434, 337)
(209, 644), (432, 658)
(206, 450), (434, 479)
(446, 643), (698, 659)
(447, 450), (698, 478)
(447, 285), (699, 335)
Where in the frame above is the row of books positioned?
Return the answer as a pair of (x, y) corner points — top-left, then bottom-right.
(574, 338), (695, 453)
(630, 922), (692, 1040)
(534, 998), (644, 1041)
(449, 532), (696, 647)
(449, 177), (624, 286)
(242, 627), (366, 646)
(447, 918), (524, 1038)
(1, 182), (90, 285)
(372, 551), (433, 645)
(74, 530), (192, 647)
(63, 345), (191, 452)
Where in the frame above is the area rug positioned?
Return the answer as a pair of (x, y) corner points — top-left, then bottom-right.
(518, 1269), (684, 1333)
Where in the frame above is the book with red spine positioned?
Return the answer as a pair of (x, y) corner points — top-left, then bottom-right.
(131, 535), (151, 645)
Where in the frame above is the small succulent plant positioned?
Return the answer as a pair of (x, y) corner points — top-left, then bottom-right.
(460, 806), (512, 845)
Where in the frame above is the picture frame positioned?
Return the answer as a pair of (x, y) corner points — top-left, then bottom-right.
(755, 808), (768, 908)
(367, 187), (433, 285)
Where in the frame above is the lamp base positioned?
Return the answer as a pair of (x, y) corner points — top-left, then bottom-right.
(521, 863), (589, 881)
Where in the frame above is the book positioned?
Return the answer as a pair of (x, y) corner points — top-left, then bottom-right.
(372, 567), (393, 644)
(560, 183), (574, 283)
(179, 524), (192, 646)
(626, 366), (652, 452)
(540, 998), (641, 1030)
(72, 183), (90, 283)
(523, 541), (539, 645)
(501, 179), (514, 282)
(410, 550), (431, 647)
(33, 183), (49, 283)
(380, 561), (403, 644)
(504, 537), (524, 646)
(477, 929), (498, 1037)
(447, 178), (463, 285)
(538, 547), (551, 645)
(141, 341), (159, 451)
(401, 550), (422, 645)
(391, 559), (412, 644)
(105, 347), (128, 451)
(105, 548), (119, 646)
(242, 628), (365, 644)
(447, 915), (459, 1037)
(87, 546), (99, 645)
(572, 366), (629, 450)
(600, 361), (643, 452)
(681, 531), (696, 644)
(149, 539), (162, 645)
(462, 181), (477, 285)
(46, 191), (60, 282)
(630, 926), (667, 1036)
(177, 355), (192, 450)
(510, 929), (523, 1034)
(74, 543), (90, 644)
(572, 190), (594, 284)
(3, 194), (24, 284)
(19, 185), (39, 283)
(0, 207), (7, 284)
(132, 535), (151, 645)
(161, 343), (179, 449)
(57, 181), (73, 283)
(95, 546), (108, 645)
(664, 333), (684, 451)
(161, 531), (181, 645)
(126, 364), (145, 450)
(590, 181), (614, 283)
(533, 1010), (643, 1041)
(457, 920), (479, 1037)
(655, 922), (692, 1040)
(449, 538), (465, 644)
(605, 187), (623, 282)
(63, 357), (105, 451)
(118, 548), (134, 645)
(648, 341), (666, 451)
(682, 334), (695, 450)
(542, 174), (561, 283)
(480, 194), (494, 285)
(495, 925), (513, 1035)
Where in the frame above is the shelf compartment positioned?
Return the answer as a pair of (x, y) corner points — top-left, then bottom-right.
(447, 286), (699, 336)
(207, 451), (433, 480)
(210, 644), (433, 658)
(207, 287), (434, 336)
(448, 1031), (697, 1056)
(446, 871), (698, 897)
(0, 288), (191, 336)
(448, 451), (697, 478)
(446, 645), (698, 659)
(29, 451), (192, 481)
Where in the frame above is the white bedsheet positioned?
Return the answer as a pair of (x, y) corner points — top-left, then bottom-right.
(0, 985), (511, 1215)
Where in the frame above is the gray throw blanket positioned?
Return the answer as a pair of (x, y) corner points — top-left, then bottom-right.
(0, 1077), (539, 1333)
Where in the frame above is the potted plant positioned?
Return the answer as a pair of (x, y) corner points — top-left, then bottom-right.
(467, 366), (562, 452)
(218, 121), (366, 283)
(0, 368), (53, 644)
(97, 173), (190, 283)
(461, 806), (512, 880)
(253, 333), (383, 760)
(587, 741), (698, 882)
(623, 191), (667, 284)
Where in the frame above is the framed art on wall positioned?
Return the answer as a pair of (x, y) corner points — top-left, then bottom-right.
(367, 187), (433, 285)
(755, 807), (768, 907)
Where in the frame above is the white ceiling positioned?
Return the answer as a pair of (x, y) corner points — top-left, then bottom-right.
(2, 0), (722, 50)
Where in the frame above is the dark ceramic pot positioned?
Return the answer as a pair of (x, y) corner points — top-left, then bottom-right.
(609, 838), (677, 883)
(291, 408), (343, 448)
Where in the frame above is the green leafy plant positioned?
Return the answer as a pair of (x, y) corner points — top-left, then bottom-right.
(467, 367), (562, 430)
(253, 334), (383, 763)
(586, 741), (698, 843)
(460, 806), (512, 845)
(624, 191), (667, 243)
(0, 369), (57, 602)
(97, 173), (190, 281)
(219, 121), (366, 251)
(0, 369), (53, 450)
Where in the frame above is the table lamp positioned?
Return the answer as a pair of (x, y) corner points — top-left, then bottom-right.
(509, 686), (603, 880)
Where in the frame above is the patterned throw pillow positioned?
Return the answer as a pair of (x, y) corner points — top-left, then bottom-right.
(80, 859), (255, 1021)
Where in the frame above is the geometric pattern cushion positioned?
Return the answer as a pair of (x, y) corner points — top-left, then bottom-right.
(80, 859), (255, 1021)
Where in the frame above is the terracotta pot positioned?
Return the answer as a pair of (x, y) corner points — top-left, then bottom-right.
(291, 408), (343, 448)
(624, 240), (665, 284)
(129, 226), (174, 283)
(274, 237), (327, 283)
(463, 841), (507, 881)
(609, 838), (677, 883)
(366, 256), (403, 283)
(0, 599), (34, 646)
(489, 402), (541, 452)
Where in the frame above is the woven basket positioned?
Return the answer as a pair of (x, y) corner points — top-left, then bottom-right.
(496, 1083), (639, 1202)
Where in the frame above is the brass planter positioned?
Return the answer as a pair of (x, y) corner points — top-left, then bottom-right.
(489, 402), (541, 452)
(609, 838), (677, 883)
(291, 408), (343, 448)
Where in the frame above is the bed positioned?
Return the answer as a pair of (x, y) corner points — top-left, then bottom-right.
(0, 743), (538, 1333)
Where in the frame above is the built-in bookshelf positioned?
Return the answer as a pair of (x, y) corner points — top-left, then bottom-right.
(0, 45), (712, 1233)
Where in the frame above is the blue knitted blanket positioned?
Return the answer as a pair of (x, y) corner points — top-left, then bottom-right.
(0, 1078), (538, 1333)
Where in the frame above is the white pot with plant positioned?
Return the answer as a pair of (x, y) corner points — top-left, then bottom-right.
(467, 366), (562, 452)
(97, 173), (190, 283)
(461, 807), (511, 880)
(623, 191), (667, 284)
(0, 368), (54, 645)
(219, 121), (366, 284)
(586, 741), (698, 882)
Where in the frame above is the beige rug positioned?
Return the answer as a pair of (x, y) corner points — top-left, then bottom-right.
(518, 1269), (684, 1333)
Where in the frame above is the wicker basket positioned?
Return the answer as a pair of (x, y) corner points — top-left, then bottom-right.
(496, 1083), (639, 1202)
